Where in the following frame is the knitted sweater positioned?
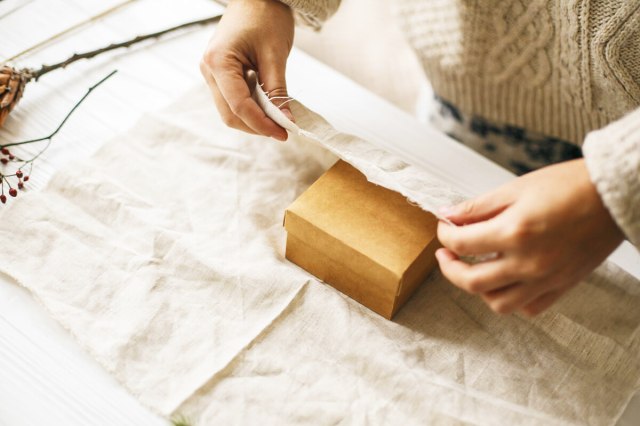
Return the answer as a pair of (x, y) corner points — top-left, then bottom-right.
(280, 0), (640, 247)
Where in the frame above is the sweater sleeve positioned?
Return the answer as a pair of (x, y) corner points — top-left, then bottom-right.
(277, 0), (341, 30)
(583, 108), (640, 247)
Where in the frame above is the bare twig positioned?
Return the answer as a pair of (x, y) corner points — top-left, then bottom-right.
(30, 14), (222, 80)
(2, 70), (117, 149)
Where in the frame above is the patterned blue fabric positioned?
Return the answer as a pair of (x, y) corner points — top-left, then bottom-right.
(434, 96), (583, 175)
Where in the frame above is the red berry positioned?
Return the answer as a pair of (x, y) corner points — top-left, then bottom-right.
(0, 195), (6, 204)
(16, 170), (22, 178)
(8, 155), (14, 160)
(1, 148), (9, 156)
(18, 181), (23, 190)
(9, 188), (17, 197)
(23, 176), (29, 182)
(1, 159), (8, 165)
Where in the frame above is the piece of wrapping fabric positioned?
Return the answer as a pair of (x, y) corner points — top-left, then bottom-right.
(252, 81), (466, 223)
(0, 97), (336, 414)
(0, 85), (639, 425)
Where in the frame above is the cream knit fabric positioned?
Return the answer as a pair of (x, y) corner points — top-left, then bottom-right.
(281, 0), (640, 247)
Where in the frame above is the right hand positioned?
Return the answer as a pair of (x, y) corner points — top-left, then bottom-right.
(200, 0), (295, 141)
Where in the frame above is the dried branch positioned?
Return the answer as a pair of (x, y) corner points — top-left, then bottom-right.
(0, 13), (222, 127)
(30, 14), (222, 80)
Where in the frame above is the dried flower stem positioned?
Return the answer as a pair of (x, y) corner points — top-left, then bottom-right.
(30, 14), (222, 80)
(2, 70), (117, 148)
(0, 70), (117, 203)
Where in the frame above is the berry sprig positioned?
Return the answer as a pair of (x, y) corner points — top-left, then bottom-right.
(0, 148), (31, 203)
(0, 70), (117, 205)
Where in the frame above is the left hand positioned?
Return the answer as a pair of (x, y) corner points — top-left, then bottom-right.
(435, 159), (625, 316)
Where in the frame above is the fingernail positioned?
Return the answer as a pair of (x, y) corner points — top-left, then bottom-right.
(438, 206), (455, 217)
(273, 133), (287, 142)
(435, 248), (449, 260)
(281, 108), (295, 123)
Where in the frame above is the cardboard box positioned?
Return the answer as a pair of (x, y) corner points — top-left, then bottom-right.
(283, 160), (440, 319)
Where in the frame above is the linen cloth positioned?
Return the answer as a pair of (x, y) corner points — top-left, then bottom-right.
(0, 86), (639, 425)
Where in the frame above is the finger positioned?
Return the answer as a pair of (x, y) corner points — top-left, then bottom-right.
(481, 280), (552, 315)
(439, 188), (514, 226)
(201, 61), (257, 135)
(258, 53), (295, 123)
(437, 219), (504, 256)
(436, 248), (519, 293)
(210, 54), (288, 140)
(520, 289), (564, 317)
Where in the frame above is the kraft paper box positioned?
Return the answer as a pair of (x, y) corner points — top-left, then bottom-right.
(284, 160), (440, 319)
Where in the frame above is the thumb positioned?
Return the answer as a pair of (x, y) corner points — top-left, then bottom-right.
(258, 54), (295, 123)
(439, 190), (511, 225)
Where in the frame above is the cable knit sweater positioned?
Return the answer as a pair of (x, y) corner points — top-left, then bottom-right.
(280, 0), (640, 247)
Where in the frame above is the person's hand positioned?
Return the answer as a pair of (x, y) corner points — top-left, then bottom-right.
(435, 159), (625, 316)
(200, 0), (294, 141)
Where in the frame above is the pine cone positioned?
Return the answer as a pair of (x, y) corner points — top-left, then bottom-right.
(0, 66), (32, 128)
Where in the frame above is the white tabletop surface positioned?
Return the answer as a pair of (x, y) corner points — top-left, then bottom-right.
(0, 1), (638, 425)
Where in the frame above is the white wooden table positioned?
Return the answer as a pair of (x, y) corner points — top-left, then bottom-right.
(0, 1), (638, 424)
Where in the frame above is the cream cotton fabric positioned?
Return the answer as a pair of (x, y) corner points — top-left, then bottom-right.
(1, 87), (640, 425)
